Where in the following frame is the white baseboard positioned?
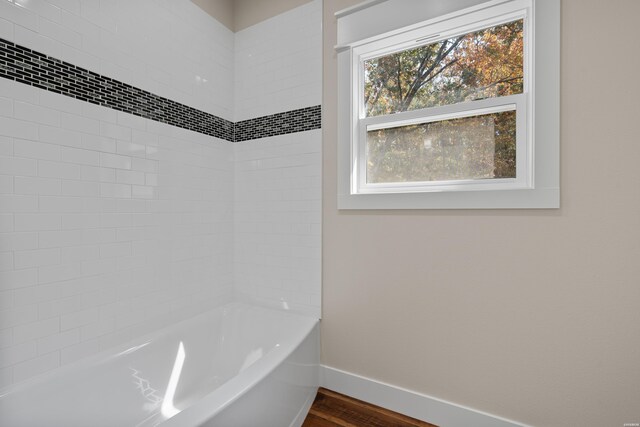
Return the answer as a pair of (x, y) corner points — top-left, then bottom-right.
(320, 365), (530, 427)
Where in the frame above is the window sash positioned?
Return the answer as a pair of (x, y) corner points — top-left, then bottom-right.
(350, 3), (532, 196)
(357, 11), (529, 119)
(356, 96), (529, 194)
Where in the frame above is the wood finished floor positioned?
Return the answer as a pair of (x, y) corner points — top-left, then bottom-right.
(302, 388), (438, 427)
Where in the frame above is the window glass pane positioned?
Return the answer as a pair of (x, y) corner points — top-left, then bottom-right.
(364, 20), (523, 117)
(366, 110), (516, 184)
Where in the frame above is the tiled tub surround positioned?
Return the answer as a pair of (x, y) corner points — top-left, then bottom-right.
(234, 0), (322, 122)
(234, 130), (322, 317)
(0, 76), (235, 387)
(0, 0), (237, 389)
(0, 0), (322, 388)
(0, 37), (321, 142)
(233, 0), (322, 319)
(0, 0), (235, 122)
(0, 37), (235, 142)
(234, 106), (321, 142)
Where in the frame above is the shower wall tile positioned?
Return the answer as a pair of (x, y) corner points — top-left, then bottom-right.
(234, 0), (322, 122)
(233, 1), (322, 318)
(0, 36), (236, 141)
(0, 0), (234, 122)
(0, 17), (13, 42)
(234, 130), (322, 318)
(0, 0), (323, 387)
(0, 77), (233, 386)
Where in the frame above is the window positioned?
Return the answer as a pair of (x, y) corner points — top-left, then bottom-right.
(336, 0), (560, 209)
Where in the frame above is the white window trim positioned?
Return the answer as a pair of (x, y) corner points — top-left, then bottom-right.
(336, 0), (560, 209)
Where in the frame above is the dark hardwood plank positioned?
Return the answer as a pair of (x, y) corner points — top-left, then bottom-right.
(302, 387), (438, 427)
(302, 413), (348, 427)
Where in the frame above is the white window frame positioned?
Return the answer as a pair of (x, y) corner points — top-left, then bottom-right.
(336, 0), (560, 209)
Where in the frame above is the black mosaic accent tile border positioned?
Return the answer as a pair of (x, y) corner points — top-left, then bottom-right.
(0, 37), (321, 142)
(234, 106), (322, 142)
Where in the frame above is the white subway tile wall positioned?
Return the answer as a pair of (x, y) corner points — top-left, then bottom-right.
(0, 78), (234, 387)
(0, 0), (322, 386)
(233, 0), (322, 317)
(234, 0), (322, 122)
(0, 0), (234, 122)
(234, 131), (322, 318)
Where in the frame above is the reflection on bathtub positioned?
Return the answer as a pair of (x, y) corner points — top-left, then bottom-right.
(240, 348), (264, 372)
(121, 343), (152, 357)
(130, 368), (163, 410)
(161, 342), (186, 418)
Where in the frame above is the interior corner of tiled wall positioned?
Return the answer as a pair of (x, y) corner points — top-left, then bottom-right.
(0, 0), (322, 386)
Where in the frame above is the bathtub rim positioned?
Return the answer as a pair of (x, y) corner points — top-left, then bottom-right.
(0, 302), (319, 404)
(162, 320), (320, 427)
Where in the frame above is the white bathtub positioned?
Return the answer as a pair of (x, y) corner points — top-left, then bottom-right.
(0, 303), (320, 427)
